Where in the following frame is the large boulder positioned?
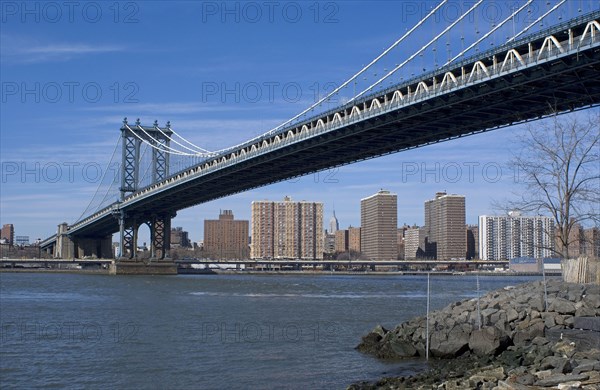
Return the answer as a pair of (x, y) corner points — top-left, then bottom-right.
(582, 293), (600, 309)
(513, 318), (545, 346)
(389, 339), (418, 358)
(468, 326), (511, 356)
(356, 331), (383, 355)
(549, 297), (577, 315)
(429, 325), (470, 358)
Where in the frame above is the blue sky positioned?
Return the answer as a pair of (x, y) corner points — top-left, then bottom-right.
(1, 0), (598, 244)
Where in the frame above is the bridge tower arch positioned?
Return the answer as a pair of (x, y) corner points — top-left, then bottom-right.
(117, 118), (176, 261)
(120, 118), (172, 200)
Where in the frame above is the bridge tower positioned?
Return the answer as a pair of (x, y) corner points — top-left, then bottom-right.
(117, 118), (176, 261)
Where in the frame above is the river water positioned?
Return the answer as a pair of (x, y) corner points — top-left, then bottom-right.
(0, 273), (540, 389)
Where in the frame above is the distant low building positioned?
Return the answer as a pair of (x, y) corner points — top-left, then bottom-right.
(15, 235), (29, 246)
(171, 227), (191, 248)
(509, 257), (561, 273)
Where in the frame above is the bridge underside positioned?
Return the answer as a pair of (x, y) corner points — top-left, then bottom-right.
(71, 37), (600, 239)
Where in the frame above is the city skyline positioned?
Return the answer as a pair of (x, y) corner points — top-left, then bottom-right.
(1, 1), (598, 244)
(1, 183), (593, 248)
(6, 193), (593, 262)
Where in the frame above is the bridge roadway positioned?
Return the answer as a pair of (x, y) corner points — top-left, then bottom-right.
(45, 12), (600, 246)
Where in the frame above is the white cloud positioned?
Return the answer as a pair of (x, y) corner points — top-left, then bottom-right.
(0, 34), (127, 64)
(23, 43), (124, 55)
(82, 102), (255, 115)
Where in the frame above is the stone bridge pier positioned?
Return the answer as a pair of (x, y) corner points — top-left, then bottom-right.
(75, 236), (113, 259)
(116, 210), (176, 261)
(112, 210), (178, 275)
(55, 223), (112, 259)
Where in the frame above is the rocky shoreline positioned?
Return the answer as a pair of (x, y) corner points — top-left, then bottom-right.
(351, 280), (600, 389)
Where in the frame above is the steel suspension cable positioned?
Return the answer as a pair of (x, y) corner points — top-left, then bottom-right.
(508, 0), (567, 42)
(167, 124), (213, 154)
(224, 0), (449, 145)
(95, 168), (120, 214)
(73, 135), (122, 223)
(141, 1), (449, 158)
(351, 0), (483, 101)
(124, 124), (207, 157)
(152, 123), (214, 155)
(444, 0), (534, 66)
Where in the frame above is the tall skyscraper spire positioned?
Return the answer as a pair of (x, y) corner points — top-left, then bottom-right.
(329, 203), (339, 234)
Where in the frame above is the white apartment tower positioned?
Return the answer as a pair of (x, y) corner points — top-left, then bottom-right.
(479, 211), (555, 260)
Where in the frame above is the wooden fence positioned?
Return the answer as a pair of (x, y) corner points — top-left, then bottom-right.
(562, 256), (600, 284)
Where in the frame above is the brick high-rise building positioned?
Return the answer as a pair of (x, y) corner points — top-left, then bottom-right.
(335, 229), (349, 253)
(348, 227), (361, 253)
(556, 221), (584, 258)
(360, 190), (398, 260)
(424, 192), (466, 260)
(204, 210), (249, 259)
(251, 197), (323, 259)
(583, 228), (600, 258)
(555, 223), (599, 259)
(466, 225), (479, 260)
(1, 224), (14, 245)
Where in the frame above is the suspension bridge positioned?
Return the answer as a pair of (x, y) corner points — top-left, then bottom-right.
(39, 2), (600, 272)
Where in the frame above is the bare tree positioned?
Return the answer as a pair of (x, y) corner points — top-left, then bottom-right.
(507, 111), (599, 259)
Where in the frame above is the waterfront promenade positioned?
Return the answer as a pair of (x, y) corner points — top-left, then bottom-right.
(0, 258), (559, 277)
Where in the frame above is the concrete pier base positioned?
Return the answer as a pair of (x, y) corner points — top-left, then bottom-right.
(110, 260), (177, 275)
